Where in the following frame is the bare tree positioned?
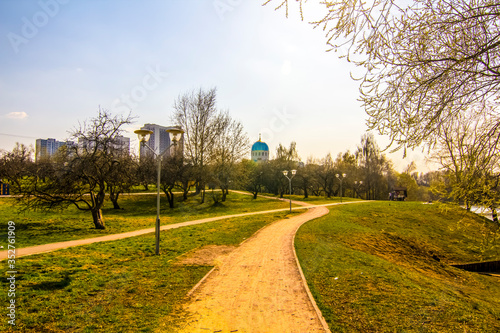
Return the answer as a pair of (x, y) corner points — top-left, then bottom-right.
(0, 143), (33, 193)
(107, 152), (136, 209)
(172, 88), (227, 203)
(295, 161), (316, 199)
(356, 133), (392, 200)
(208, 113), (249, 201)
(19, 109), (134, 229)
(158, 154), (182, 208)
(317, 153), (335, 198)
(240, 159), (265, 199)
(136, 154), (156, 191)
(273, 142), (300, 197)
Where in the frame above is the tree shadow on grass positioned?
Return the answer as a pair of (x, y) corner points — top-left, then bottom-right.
(30, 273), (72, 291)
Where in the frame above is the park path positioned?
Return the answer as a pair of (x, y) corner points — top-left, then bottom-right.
(0, 206), (302, 261)
(1, 191), (363, 332)
(174, 203), (332, 333)
(0, 191), (316, 261)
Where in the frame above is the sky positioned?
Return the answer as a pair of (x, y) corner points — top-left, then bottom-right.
(0, 0), (434, 172)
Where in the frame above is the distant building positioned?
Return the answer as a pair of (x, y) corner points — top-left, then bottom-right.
(77, 135), (130, 154)
(251, 134), (269, 163)
(139, 123), (184, 158)
(113, 135), (130, 153)
(0, 179), (9, 196)
(35, 138), (75, 161)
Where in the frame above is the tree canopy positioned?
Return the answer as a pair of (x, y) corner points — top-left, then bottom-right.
(16, 109), (134, 229)
(265, 0), (500, 153)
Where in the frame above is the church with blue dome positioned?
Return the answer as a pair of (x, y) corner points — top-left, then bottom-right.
(251, 134), (269, 163)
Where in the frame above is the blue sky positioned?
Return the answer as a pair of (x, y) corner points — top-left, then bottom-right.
(0, 0), (431, 171)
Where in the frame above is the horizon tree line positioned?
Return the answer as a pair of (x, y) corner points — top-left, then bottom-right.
(1, 87), (499, 228)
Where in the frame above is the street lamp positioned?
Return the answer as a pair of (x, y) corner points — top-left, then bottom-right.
(336, 173), (347, 203)
(354, 180), (363, 199)
(135, 127), (184, 255)
(282, 169), (297, 213)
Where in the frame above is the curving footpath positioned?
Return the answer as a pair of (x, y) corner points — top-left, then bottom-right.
(175, 203), (332, 333)
(0, 207), (302, 261)
(1, 191), (364, 332)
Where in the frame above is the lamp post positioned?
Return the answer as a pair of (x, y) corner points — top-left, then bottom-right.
(282, 169), (297, 213)
(336, 173), (347, 203)
(354, 180), (363, 199)
(135, 127), (184, 255)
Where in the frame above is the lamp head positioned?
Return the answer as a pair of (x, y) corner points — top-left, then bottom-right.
(167, 127), (184, 144)
(336, 174), (340, 178)
(342, 173), (347, 178)
(134, 129), (153, 144)
(291, 169), (297, 176)
(282, 170), (288, 176)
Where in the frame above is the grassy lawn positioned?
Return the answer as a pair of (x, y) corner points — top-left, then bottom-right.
(259, 192), (364, 205)
(296, 195), (363, 205)
(0, 192), (289, 248)
(296, 201), (500, 332)
(0, 210), (297, 332)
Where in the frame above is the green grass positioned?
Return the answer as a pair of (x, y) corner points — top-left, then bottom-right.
(0, 192), (289, 248)
(260, 192), (364, 205)
(0, 210), (297, 332)
(296, 195), (363, 205)
(296, 201), (500, 332)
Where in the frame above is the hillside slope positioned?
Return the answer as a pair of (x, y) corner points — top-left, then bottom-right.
(296, 201), (500, 332)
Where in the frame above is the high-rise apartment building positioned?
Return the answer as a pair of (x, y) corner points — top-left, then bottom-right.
(35, 138), (75, 161)
(139, 123), (184, 158)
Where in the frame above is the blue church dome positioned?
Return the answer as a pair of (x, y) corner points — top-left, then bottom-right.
(252, 140), (269, 152)
(251, 134), (269, 163)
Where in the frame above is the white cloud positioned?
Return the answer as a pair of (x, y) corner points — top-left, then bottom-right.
(5, 112), (28, 119)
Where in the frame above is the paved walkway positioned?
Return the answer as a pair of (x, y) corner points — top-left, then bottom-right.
(176, 205), (331, 332)
(0, 206), (310, 261)
(0, 191), (344, 261)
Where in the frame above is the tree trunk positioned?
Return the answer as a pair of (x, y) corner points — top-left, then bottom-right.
(109, 192), (121, 209)
(163, 188), (175, 208)
(195, 180), (202, 195)
(210, 189), (220, 204)
(221, 188), (227, 202)
(200, 189), (205, 204)
(303, 188), (309, 199)
(91, 208), (105, 229)
(253, 191), (258, 199)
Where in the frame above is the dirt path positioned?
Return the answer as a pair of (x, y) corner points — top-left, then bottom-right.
(0, 190), (308, 260)
(0, 207), (303, 261)
(175, 205), (331, 333)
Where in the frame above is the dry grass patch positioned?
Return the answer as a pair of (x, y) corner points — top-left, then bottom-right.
(174, 245), (236, 266)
